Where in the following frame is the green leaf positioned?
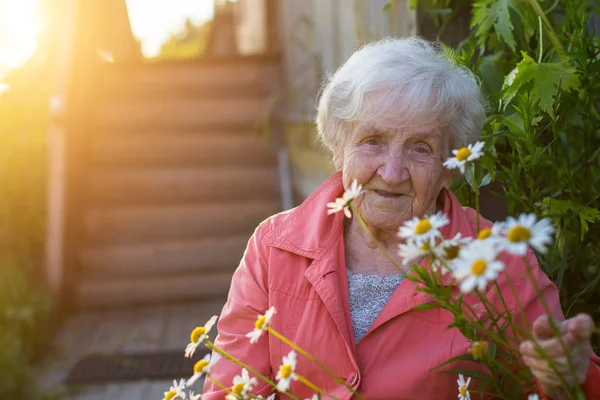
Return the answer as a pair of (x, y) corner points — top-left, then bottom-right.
(472, 0), (517, 51)
(412, 303), (439, 311)
(537, 198), (600, 240)
(578, 206), (600, 241)
(479, 173), (492, 188)
(502, 52), (581, 116)
(382, 1), (391, 13)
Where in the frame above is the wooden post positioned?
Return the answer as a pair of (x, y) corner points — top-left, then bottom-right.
(45, 0), (78, 293)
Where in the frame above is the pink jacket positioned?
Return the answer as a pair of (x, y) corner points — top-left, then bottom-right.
(203, 172), (600, 399)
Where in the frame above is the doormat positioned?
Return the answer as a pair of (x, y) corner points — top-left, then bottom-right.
(65, 349), (210, 384)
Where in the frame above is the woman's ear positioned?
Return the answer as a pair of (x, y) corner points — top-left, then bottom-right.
(441, 168), (456, 189)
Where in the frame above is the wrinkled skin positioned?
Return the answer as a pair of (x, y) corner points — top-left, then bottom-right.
(340, 119), (453, 235)
(520, 314), (594, 399)
(339, 118), (453, 275)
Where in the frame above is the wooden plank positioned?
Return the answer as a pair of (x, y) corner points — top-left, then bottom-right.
(86, 166), (278, 204)
(80, 234), (249, 278)
(99, 381), (152, 400)
(99, 61), (280, 97)
(88, 132), (276, 167)
(94, 96), (271, 129)
(82, 200), (280, 245)
(76, 272), (233, 308)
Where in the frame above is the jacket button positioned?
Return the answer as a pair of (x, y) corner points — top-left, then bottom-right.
(348, 374), (357, 384)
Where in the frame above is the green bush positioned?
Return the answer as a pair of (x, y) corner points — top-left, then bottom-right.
(414, 0), (600, 351)
(0, 48), (58, 399)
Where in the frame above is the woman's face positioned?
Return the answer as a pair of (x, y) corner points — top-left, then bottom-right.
(341, 118), (454, 232)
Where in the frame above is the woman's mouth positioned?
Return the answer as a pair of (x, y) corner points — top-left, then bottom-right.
(372, 189), (404, 199)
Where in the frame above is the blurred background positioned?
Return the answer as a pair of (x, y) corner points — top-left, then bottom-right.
(0, 0), (598, 398)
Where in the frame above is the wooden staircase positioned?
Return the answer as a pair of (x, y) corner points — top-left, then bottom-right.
(70, 56), (283, 309)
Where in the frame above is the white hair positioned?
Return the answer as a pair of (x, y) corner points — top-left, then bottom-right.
(316, 37), (487, 168)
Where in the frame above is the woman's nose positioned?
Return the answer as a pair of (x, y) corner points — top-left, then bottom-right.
(377, 153), (410, 185)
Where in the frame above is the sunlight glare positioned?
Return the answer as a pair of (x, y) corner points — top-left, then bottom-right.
(0, 0), (42, 75)
(125, 0), (214, 58)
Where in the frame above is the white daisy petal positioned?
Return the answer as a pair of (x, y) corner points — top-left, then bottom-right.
(496, 213), (555, 255)
(453, 240), (504, 293)
(246, 306), (276, 344)
(275, 351), (298, 393)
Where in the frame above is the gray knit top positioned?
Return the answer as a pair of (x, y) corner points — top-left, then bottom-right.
(346, 269), (404, 344)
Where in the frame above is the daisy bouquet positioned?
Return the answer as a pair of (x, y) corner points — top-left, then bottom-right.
(162, 141), (587, 400)
(332, 141), (585, 399)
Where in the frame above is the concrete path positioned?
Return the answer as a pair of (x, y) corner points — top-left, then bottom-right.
(37, 299), (226, 399)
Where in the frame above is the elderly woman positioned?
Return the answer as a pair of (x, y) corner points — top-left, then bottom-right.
(202, 37), (600, 399)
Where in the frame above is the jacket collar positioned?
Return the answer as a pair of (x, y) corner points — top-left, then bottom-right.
(262, 171), (346, 260)
(262, 171), (481, 271)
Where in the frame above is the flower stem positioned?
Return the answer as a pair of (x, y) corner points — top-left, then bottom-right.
(522, 257), (582, 398)
(296, 374), (336, 399)
(527, 0), (565, 60)
(205, 340), (300, 400)
(208, 373), (234, 396)
(267, 327), (365, 400)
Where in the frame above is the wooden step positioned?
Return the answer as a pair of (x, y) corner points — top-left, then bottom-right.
(80, 235), (249, 278)
(82, 200), (280, 246)
(99, 57), (280, 98)
(86, 166), (279, 204)
(75, 271), (234, 308)
(94, 95), (273, 129)
(88, 132), (275, 167)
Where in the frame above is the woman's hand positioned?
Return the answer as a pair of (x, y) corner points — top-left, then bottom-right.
(520, 313), (594, 398)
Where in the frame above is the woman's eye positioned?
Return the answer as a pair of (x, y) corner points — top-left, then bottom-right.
(415, 146), (428, 154)
(365, 138), (379, 146)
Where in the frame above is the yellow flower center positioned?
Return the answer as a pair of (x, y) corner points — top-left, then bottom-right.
(507, 225), (531, 243)
(194, 360), (210, 374)
(471, 259), (487, 276)
(190, 326), (206, 343)
(232, 383), (245, 395)
(460, 385), (468, 397)
(280, 364), (293, 379)
(444, 245), (460, 260)
(477, 228), (492, 240)
(255, 315), (267, 330)
(456, 147), (471, 161)
(419, 243), (430, 251)
(470, 341), (488, 359)
(415, 219), (432, 235)
(164, 390), (177, 400)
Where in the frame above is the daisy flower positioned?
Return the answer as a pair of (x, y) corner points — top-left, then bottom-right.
(225, 369), (258, 400)
(457, 374), (471, 400)
(397, 212), (449, 247)
(246, 306), (276, 344)
(468, 340), (488, 360)
(276, 351), (298, 392)
(164, 378), (187, 400)
(453, 240), (505, 293)
(496, 213), (554, 255)
(256, 395), (276, 400)
(398, 241), (431, 265)
(326, 179), (364, 218)
(185, 315), (218, 358)
(528, 394), (540, 400)
(432, 233), (472, 272)
(443, 141), (485, 174)
(304, 396), (319, 400)
(186, 353), (221, 387)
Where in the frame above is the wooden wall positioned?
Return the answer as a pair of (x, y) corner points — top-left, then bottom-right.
(277, 0), (417, 200)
